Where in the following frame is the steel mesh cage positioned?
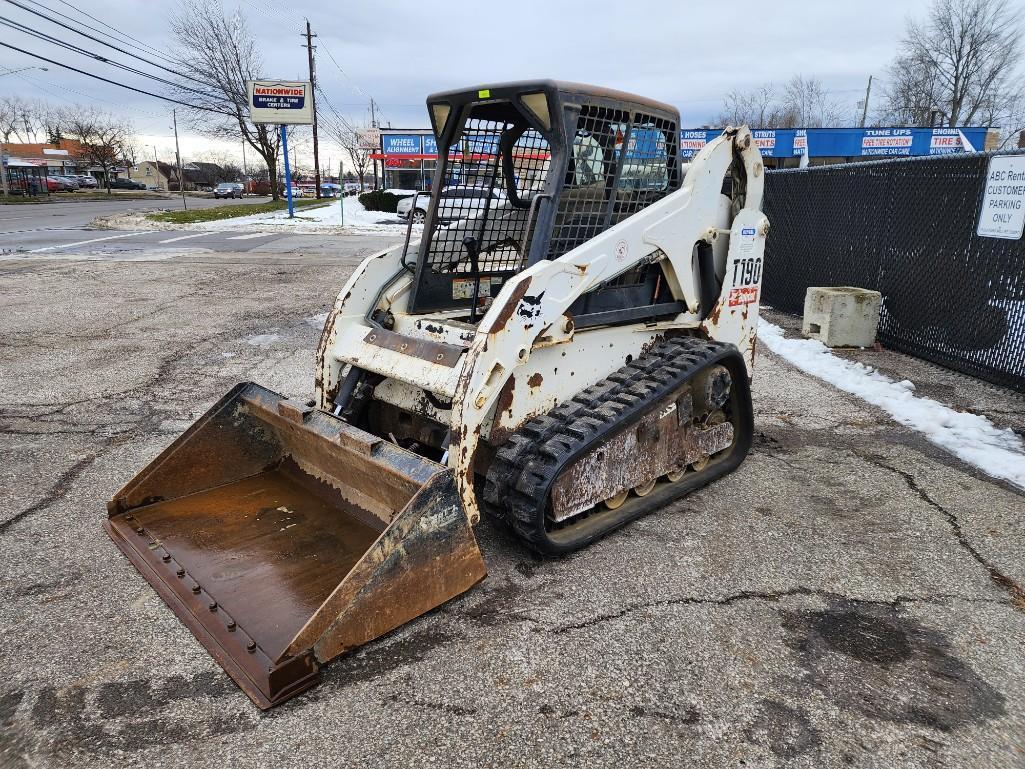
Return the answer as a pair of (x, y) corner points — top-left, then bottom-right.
(548, 107), (678, 259)
(422, 118), (551, 276)
(762, 152), (1025, 392)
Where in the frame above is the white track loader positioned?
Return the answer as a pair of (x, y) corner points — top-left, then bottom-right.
(106, 80), (768, 708)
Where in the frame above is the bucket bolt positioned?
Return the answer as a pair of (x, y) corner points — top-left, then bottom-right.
(246, 641), (257, 653)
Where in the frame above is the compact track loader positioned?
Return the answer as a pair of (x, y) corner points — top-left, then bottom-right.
(106, 80), (768, 708)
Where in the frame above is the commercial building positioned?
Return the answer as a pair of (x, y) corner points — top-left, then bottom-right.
(371, 126), (996, 190)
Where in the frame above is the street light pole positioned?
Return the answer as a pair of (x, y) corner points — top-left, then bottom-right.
(172, 109), (187, 210)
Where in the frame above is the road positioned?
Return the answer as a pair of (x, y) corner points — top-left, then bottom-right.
(0, 195), (270, 230)
(0, 242), (1022, 768)
(0, 197), (402, 256)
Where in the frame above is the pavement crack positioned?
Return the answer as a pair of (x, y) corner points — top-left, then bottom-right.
(0, 452), (99, 534)
(551, 588), (1008, 633)
(861, 455), (1025, 612)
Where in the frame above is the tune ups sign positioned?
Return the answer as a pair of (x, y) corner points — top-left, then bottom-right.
(247, 80), (314, 125)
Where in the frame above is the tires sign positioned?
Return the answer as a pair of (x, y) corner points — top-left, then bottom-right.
(247, 80), (313, 125)
(977, 155), (1025, 240)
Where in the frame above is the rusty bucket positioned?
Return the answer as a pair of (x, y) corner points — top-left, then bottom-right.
(106, 382), (486, 708)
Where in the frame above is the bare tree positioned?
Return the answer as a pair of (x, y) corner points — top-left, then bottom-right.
(989, 90), (1025, 148)
(0, 96), (45, 143)
(716, 78), (845, 128)
(882, 0), (1023, 127)
(780, 76), (845, 127)
(62, 108), (132, 194)
(196, 149), (244, 181)
(716, 84), (783, 128)
(168, 0), (282, 199)
(0, 96), (19, 144)
(326, 122), (372, 189)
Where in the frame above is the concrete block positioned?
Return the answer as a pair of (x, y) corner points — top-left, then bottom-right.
(802, 286), (882, 347)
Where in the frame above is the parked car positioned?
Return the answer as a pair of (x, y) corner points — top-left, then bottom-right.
(56, 175), (80, 191)
(109, 177), (146, 190)
(45, 176), (68, 192)
(396, 186), (506, 224)
(213, 182), (243, 199)
(76, 175), (98, 188)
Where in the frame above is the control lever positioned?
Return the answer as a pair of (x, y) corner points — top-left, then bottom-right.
(462, 236), (483, 323)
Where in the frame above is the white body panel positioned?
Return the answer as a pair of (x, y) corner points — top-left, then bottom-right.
(316, 128), (768, 525)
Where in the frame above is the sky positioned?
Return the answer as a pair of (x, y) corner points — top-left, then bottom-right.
(0, 0), (943, 170)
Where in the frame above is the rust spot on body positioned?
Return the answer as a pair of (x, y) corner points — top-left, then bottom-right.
(707, 301), (723, 325)
(486, 376), (518, 445)
(527, 372), (544, 388)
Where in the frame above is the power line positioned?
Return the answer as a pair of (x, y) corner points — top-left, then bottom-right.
(317, 40), (369, 100)
(0, 41), (232, 115)
(316, 86), (360, 135)
(237, 0), (304, 33)
(2, 0), (208, 86)
(48, 0), (183, 66)
(0, 16), (210, 97)
(15, 70), (168, 120)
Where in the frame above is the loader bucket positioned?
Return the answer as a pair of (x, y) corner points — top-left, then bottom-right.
(106, 382), (486, 709)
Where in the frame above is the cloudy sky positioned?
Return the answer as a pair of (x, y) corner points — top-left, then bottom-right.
(0, 0), (940, 168)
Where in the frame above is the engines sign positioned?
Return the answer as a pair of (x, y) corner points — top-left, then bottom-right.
(247, 80), (314, 125)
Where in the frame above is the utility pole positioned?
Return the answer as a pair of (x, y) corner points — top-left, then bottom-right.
(303, 20), (322, 198)
(172, 109), (187, 210)
(370, 97), (379, 189)
(152, 145), (160, 190)
(859, 75), (873, 128)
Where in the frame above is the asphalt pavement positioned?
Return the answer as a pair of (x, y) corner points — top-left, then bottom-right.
(1, 244), (1023, 768)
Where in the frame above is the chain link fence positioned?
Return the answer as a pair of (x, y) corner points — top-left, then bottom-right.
(762, 152), (1025, 392)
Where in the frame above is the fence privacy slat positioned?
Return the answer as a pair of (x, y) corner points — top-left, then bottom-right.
(762, 152), (1025, 393)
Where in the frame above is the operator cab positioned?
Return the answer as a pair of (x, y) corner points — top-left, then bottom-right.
(405, 80), (683, 323)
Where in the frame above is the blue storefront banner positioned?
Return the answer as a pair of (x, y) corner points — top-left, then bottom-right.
(421, 134), (461, 156)
(382, 127), (990, 161)
(381, 134), (422, 155)
(624, 128), (666, 160)
(677, 127), (989, 159)
(460, 133), (500, 156)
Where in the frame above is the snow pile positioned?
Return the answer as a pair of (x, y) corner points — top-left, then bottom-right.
(306, 312), (329, 328)
(759, 320), (1025, 490)
(196, 198), (418, 235)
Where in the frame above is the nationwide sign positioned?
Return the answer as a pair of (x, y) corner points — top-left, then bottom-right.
(247, 80), (314, 125)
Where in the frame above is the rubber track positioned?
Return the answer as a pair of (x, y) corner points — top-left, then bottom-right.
(483, 336), (743, 553)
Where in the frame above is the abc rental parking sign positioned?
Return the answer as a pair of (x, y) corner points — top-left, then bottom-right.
(247, 80), (314, 125)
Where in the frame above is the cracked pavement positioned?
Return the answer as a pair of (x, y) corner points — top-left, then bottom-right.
(1, 248), (1024, 768)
